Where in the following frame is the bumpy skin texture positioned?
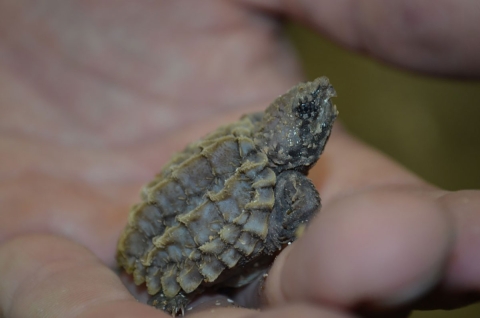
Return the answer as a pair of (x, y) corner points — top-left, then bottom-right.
(117, 77), (338, 315)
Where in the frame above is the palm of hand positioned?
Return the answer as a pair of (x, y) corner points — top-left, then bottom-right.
(1, 2), (479, 318)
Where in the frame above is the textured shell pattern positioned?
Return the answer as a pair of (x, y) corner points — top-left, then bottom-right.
(117, 77), (338, 313)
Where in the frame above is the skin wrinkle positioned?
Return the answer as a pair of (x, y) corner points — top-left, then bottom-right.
(437, 190), (480, 289)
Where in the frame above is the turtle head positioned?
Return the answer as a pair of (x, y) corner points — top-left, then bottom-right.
(255, 77), (338, 172)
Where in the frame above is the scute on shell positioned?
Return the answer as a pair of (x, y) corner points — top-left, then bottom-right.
(117, 77), (338, 315)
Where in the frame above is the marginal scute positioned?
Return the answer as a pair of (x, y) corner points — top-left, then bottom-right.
(131, 204), (164, 238)
(215, 178), (252, 222)
(173, 156), (214, 195)
(198, 237), (225, 255)
(146, 266), (162, 295)
(116, 77), (338, 315)
(243, 210), (270, 239)
(133, 261), (146, 285)
(161, 266), (181, 298)
(232, 210), (249, 226)
(238, 152), (268, 179)
(237, 137), (256, 158)
(179, 202), (223, 245)
(245, 187), (274, 210)
(218, 224), (241, 245)
(234, 232), (257, 256)
(147, 180), (186, 216)
(188, 249), (202, 262)
(199, 256), (226, 282)
(176, 206), (203, 225)
(148, 249), (169, 268)
(215, 197), (242, 222)
(232, 126), (252, 137)
(252, 168), (276, 188)
(178, 259), (203, 293)
(166, 244), (184, 263)
(152, 225), (194, 250)
(219, 248), (243, 268)
(202, 136), (241, 176)
(118, 228), (148, 263)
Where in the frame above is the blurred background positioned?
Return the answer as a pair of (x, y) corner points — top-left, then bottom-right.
(286, 23), (480, 318)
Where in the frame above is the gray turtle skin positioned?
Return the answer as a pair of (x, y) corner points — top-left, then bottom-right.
(117, 77), (338, 315)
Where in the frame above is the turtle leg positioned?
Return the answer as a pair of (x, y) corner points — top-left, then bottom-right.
(149, 292), (190, 317)
(265, 170), (321, 254)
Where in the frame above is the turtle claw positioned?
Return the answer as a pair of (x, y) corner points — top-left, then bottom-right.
(149, 292), (189, 317)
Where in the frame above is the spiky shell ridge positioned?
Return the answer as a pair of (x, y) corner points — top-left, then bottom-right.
(117, 112), (277, 298)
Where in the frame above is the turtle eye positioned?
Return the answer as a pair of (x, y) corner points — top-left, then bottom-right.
(295, 91), (320, 120)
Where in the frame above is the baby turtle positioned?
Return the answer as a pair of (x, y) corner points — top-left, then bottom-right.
(117, 77), (338, 315)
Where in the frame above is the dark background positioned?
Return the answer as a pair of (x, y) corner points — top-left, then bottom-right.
(287, 22), (480, 318)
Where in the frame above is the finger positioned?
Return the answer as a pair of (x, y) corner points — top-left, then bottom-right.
(264, 186), (454, 310)
(0, 234), (165, 318)
(241, 0), (480, 76)
(312, 128), (480, 304)
(437, 190), (480, 291)
(189, 303), (354, 318)
(310, 125), (429, 204)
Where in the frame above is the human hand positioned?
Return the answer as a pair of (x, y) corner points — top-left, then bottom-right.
(1, 1), (480, 318)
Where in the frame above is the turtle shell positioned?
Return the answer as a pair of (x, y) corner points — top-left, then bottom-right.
(117, 77), (338, 314)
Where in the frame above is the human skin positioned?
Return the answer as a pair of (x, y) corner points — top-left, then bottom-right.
(1, 1), (480, 317)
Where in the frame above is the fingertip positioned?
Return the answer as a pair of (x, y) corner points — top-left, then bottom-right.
(439, 190), (480, 290)
(266, 187), (453, 309)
